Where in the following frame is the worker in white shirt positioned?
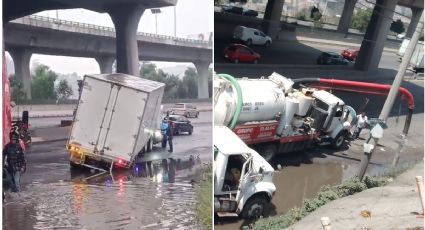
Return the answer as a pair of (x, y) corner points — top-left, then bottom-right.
(353, 112), (368, 139)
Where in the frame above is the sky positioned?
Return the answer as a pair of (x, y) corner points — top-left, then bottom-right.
(10, 0), (213, 76)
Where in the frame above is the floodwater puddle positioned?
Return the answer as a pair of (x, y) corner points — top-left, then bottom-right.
(215, 162), (344, 230)
(3, 155), (202, 230)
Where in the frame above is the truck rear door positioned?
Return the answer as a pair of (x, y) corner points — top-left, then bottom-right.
(69, 77), (114, 153)
(100, 86), (148, 162)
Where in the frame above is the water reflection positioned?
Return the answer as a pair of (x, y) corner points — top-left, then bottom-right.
(3, 155), (201, 230)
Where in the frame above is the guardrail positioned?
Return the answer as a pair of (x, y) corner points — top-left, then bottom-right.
(12, 15), (212, 48)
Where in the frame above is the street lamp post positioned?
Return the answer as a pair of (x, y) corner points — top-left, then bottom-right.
(150, 8), (161, 34)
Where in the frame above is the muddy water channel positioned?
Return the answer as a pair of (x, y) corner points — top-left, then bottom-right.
(3, 157), (202, 230)
(215, 163), (346, 230)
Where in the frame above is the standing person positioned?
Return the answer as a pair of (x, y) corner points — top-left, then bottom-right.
(353, 112), (368, 139)
(3, 131), (26, 192)
(161, 117), (169, 148)
(167, 118), (174, 153)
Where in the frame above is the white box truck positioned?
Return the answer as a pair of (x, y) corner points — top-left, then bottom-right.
(67, 73), (165, 171)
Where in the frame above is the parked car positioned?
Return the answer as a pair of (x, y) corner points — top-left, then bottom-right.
(242, 9), (258, 17)
(224, 44), (261, 64)
(169, 103), (199, 118)
(317, 52), (349, 65)
(341, 48), (359, 61)
(221, 6), (243, 15)
(168, 115), (193, 135)
(233, 26), (272, 46)
(397, 33), (406, 39)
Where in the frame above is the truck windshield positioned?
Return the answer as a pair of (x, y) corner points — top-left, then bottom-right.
(174, 104), (184, 108)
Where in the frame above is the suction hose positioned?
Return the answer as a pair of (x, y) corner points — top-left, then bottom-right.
(217, 73), (243, 129)
(293, 78), (415, 135)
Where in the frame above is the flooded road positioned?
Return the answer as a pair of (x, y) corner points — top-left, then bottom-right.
(214, 162), (344, 230)
(4, 118), (212, 230)
(4, 157), (202, 230)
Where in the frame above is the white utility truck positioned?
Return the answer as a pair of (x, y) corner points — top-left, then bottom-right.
(214, 126), (276, 218)
(214, 72), (355, 161)
(67, 74), (165, 171)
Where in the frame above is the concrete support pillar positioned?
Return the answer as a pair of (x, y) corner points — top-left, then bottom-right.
(355, 0), (397, 72)
(194, 62), (210, 99)
(108, 6), (145, 76)
(8, 49), (32, 99)
(262, 0), (285, 38)
(95, 55), (115, 74)
(337, 0), (357, 34)
(406, 8), (422, 38)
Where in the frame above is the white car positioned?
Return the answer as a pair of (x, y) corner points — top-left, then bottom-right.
(233, 26), (272, 47)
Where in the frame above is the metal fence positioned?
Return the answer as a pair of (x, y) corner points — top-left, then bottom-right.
(13, 15), (212, 48)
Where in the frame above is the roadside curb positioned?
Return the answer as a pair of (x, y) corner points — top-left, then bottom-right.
(31, 138), (68, 145)
(294, 37), (399, 53)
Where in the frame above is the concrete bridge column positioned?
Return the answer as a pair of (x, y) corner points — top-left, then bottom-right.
(337, 0), (357, 34)
(406, 8), (423, 38)
(95, 55), (115, 74)
(194, 62), (210, 99)
(8, 49), (32, 99)
(108, 6), (145, 76)
(354, 0), (397, 72)
(262, 0), (285, 38)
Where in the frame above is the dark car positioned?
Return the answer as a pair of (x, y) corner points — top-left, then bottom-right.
(341, 48), (359, 61)
(224, 44), (261, 64)
(221, 6), (243, 15)
(243, 9), (258, 17)
(317, 52), (349, 65)
(168, 115), (193, 135)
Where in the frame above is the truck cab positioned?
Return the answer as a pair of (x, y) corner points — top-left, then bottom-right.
(311, 90), (351, 148)
(214, 126), (276, 218)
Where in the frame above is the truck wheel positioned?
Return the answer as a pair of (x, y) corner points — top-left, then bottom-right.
(195, 112), (199, 118)
(189, 129), (193, 135)
(246, 39), (252, 45)
(265, 41), (270, 47)
(331, 132), (345, 149)
(242, 196), (269, 218)
(70, 162), (84, 171)
(260, 144), (277, 162)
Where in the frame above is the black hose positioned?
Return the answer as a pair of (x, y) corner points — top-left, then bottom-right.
(403, 108), (413, 135)
(292, 78), (321, 88)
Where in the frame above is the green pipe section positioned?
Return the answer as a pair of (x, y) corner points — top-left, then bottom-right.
(217, 73), (243, 129)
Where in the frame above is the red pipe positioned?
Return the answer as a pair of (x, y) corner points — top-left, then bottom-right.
(319, 79), (415, 109)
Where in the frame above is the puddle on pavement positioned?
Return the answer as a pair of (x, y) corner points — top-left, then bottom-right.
(215, 163), (344, 230)
(3, 156), (203, 230)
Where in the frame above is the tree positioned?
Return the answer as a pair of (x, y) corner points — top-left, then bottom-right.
(56, 79), (73, 100)
(31, 64), (58, 100)
(351, 8), (373, 32)
(390, 19), (405, 35)
(9, 75), (27, 102)
(183, 67), (198, 99)
(177, 81), (188, 99)
(139, 62), (182, 100)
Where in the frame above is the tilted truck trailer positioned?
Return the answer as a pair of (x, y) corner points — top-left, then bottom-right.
(67, 73), (165, 171)
(214, 72), (356, 161)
